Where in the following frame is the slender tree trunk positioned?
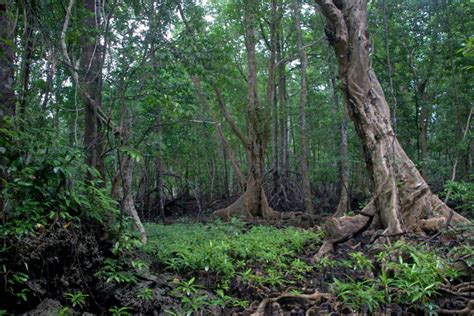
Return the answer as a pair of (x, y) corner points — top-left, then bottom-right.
(212, 0), (278, 220)
(41, 47), (56, 112)
(271, 81), (279, 191)
(80, 0), (105, 179)
(418, 80), (429, 178)
(19, 0), (35, 116)
(155, 113), (165, 221)
(331, 73), (350, 217)
(269, 0), (279, 193)
(223, 146), (230, 197)
(294, 0), (314, 215)
(314, 0), (468, 258)
(444, 104), (473, 202)
(120, 101), (147, 243)
(122, 156), (147, 244)
(277, 29), (289, 179)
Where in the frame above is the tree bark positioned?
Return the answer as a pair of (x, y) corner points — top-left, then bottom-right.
(294, 0), (314, 215)
(314, 0), (468, 258)
(80, 0), (105, 179)
(212, 0), (278, 220)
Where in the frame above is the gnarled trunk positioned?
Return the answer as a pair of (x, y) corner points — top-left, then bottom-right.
(314, 0), (468, 257)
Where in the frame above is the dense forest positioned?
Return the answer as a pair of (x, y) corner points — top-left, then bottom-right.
(0, 0), (473, 314)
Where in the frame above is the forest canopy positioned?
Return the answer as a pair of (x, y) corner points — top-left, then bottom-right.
(0, 0), (473, 314)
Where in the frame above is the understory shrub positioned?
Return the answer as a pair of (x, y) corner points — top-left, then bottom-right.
(329, 241), (461, 312)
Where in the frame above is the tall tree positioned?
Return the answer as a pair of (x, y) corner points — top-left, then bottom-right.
(314, 0), (468, 257)
(293, 0), (314, 215)
(213, 0), (277, 219)
(80, 0), (106, 178)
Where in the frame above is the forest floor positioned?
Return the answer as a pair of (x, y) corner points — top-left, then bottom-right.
(8, 217), (474, 315)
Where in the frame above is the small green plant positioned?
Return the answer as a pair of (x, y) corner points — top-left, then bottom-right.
(4, 270), (30, 301)
(57, 306), (71, 316)
(180, 295), (209, 314)
(108, 306), (130, 316)
(95, 258), (138, 284)
(137, 287), (153, 301)
(331, 278), (384, 312)
(349, 252), (374, 271)
(209, 289), (233, 307)
(173, 277), (201, 296)
(64, 291), (89, 309)
(316, 256), (337, 268)
(265, 269), (286, 288)
(171, 277), (207, 313)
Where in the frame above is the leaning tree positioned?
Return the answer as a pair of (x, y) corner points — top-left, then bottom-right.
(314, 0), (469, 257)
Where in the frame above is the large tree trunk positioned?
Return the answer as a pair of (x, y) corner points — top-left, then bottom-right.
(314, 0), (468, 257)
(212, 0), (278, 220)
(294, 0), (314, 215)
(80, 0), (105, 179)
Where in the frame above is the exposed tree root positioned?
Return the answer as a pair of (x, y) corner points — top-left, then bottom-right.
(212, 178), (305, 221)
(438, 299), (474, 315)
(250, 290), (334, 316)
